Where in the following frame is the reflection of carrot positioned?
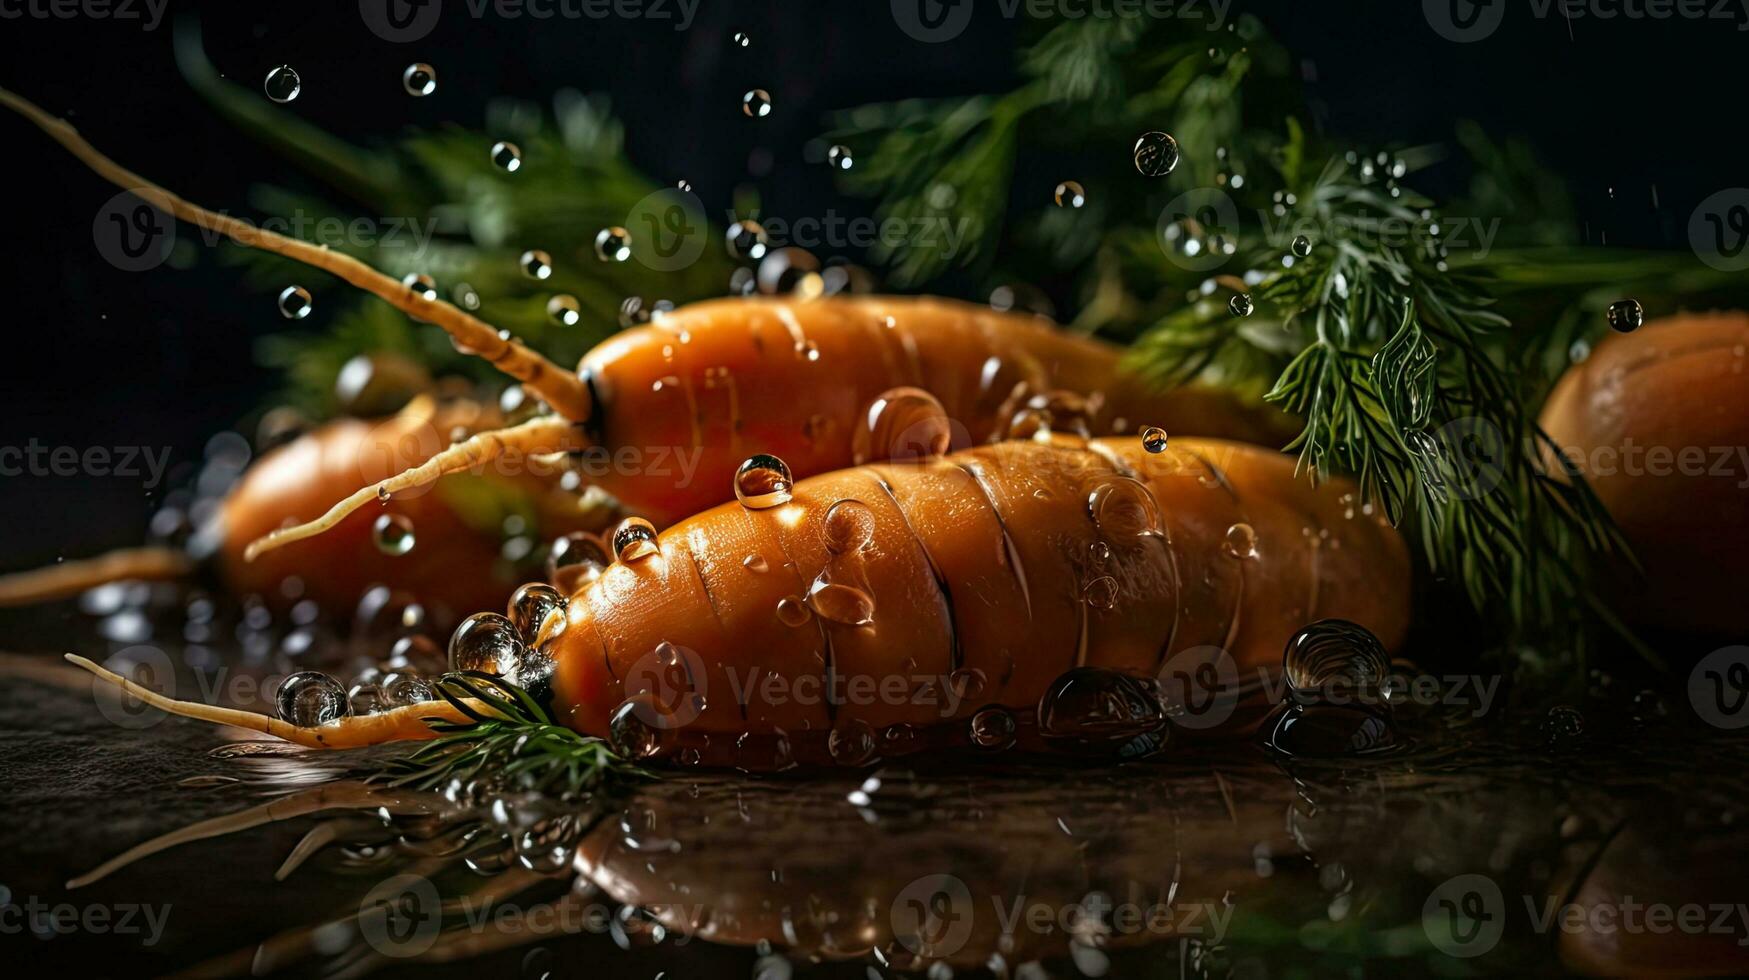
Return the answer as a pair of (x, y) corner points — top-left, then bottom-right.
(68, 437), (1411, 763)
(0, 88), (1292, 556)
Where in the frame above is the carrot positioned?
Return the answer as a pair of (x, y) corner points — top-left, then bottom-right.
(67, 436), (1411, 766)
(0, 396), (603, 618)
(1538, 310), (1749, 634)
(0, 89), (1294, 557)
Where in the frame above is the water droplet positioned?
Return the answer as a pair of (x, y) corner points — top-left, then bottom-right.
(372, 513), (416, 555)
(1141, 426), (1169, 453)
(381, 671), (435, 707)
(970, 706), (1016, 749)
(757, 247), (822, 295)
(827, 144), (853, 170)
(612, 518), (660, 562)
(726, 220), (769, 261)
(828, 720), (877, 765)
(1223, 522), (1257, 559)
(1054, 180), (1087, 208)
(1089, 478), (1164, 539)
(1082, 575), (1119, 609)
(609, 699), (672, 761)
(264, 65), (301, 103)
(775, 596), (811, 627)
(822, 499), (876, 555)
(1132, 131), (1180, 177)
(1229, 293), (1255, 318)
(547, 533), (609, 592)
(1630, 689), (1668, 724)
(742, 553), (768, 573)
(594, 226), (633, 262)
(401, 272), (437, 301)
(508, 583), (567, 641)
(276, 671), (347, 726)
(448, 612), (524, 675)
(732, 30), (750, 47)
(1607, 298), (1644, 333)
(1282, 620), (1389, 695)
(402, 62), (437, 96)
(1291, 235), (1313, 257)
(491, 141), (523, 172)
(1543, 705), (1586, 747)
(741, 89), (773, 118)
(1262, 703), (1395, 757)
(546, 294), (581, 326)
(1037, 668), (1167, 755)
(277, 285), (312, 320)
(806, 578), (875, 627)
(853, 387), (952, 464)
(520, 249), (552, 279)
(734, 454), (794, 509)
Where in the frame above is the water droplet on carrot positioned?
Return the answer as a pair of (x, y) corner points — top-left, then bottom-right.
(612, 518), (660, 562)
(734, 454), (794, 509)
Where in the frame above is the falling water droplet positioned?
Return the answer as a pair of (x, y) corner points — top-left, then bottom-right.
(734, 454), (794, 509)
(612, 518), (660, 562)
(402, 63), (437, 97)
(507, 583), (567, 640)
(372, 513), (416, 555)
(264, 65), (301, 103)
(594, 226), (633, 262)
(491, 141), (523, 172)
(1229, 293), (1255, 318)
(277, 285), (313, 320)
(827, 144), (854, 171)
(732, 30), (751, 47)
(548, 533), (609, 592)
(827, 720), (877, 765)
(401, 273), (437, 301)
(1141, 426), (1169, 453)
(448, 613), (525, 675)
(546, 294), (581, 326)
(726, 220), (770, 261)
(853, 387), (953, 464)
(1291, 235), (1313, 257)
(1054, 180), (1087, 209)
(1223, 522), (1258, 559)
(1607, 299), (1644, 333)
(520, 249), (552, 279)
(276, 671), (347, 725)
(741, 89), (773, 118)
(1132, 131), (1180, 177)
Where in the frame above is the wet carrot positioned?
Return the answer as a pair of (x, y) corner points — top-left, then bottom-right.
(69, 436), (1410, 765)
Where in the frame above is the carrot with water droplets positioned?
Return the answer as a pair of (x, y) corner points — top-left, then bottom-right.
(67, 436), (1411, 766)
(0, 88), (1294, 560)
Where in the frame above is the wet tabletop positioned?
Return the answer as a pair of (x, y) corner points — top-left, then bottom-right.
(5, 640), (1749, 978)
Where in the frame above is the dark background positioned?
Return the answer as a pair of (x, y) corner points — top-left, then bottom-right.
(0, 0), (1741, 571)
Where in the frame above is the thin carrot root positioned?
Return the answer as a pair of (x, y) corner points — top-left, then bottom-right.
(0, 87), (594, 423)
(62, 653), (496, 749)
(243, 415), (587, 561)
(0, 546), (194, 607)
